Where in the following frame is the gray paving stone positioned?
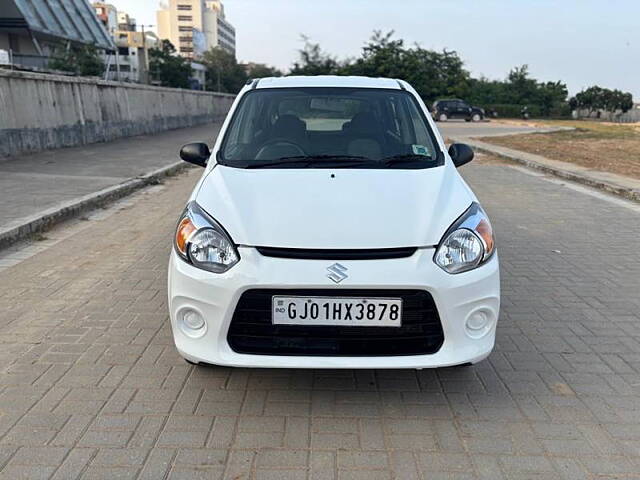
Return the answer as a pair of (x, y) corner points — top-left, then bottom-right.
(137, 448), (175, 480)
(8, 446), (68, 466)
(91, 448), (149, 466)
(174, 448), (227, 466)
(50, 447), (97, 480)
(81, 465), (141, 479)
(256, 469), (308, 480)
(156, 431), (209, 448)
(0, 465), (56, 479)
(256, 449), (308, 468)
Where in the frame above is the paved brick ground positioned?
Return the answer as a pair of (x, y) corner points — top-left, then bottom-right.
(0, 158), (639, 479)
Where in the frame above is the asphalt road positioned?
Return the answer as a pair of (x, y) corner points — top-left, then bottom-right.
(0, 148), (639, 478)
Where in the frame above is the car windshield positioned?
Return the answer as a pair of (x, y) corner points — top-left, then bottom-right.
(219, 87), (443, 169)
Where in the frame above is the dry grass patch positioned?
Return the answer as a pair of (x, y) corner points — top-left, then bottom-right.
(480, 120), (640, 179)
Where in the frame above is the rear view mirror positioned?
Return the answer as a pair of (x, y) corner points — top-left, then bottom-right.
(180, 142), (211, 167)
(448, 143), (474, 168)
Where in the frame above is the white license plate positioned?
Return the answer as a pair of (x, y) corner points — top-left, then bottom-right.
(272, 296), (402, 327)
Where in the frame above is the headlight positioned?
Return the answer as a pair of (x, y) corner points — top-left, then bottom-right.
(434, 203), (495, 274)
(174, 202), (239, 273)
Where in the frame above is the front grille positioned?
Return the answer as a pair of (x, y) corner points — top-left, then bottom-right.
(256, 247), (417, 260)
(227, 289), (444, 356)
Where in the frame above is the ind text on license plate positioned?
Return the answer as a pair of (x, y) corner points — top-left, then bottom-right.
(272, 296), (402, 327)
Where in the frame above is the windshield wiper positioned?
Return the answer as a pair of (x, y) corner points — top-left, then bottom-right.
(280, 154), (369, 161)
(382, 154), (432, 165)
(245, 155), (375, 169)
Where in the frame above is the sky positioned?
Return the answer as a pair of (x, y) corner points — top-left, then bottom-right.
(110, 0), (640, 99)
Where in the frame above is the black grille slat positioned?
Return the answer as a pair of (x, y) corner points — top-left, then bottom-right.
(227, 289), (444, 356)
(256, 247), (417, 260)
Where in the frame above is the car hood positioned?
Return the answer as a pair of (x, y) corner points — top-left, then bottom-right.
(195, 164), (475, 249)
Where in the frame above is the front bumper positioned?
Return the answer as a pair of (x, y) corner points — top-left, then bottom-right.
(167, 248), (500, 369)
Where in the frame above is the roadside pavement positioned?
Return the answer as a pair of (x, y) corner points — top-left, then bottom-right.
(0, 123), (223, 247)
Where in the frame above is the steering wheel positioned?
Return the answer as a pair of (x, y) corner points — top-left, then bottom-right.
(255, 139), (307, 160)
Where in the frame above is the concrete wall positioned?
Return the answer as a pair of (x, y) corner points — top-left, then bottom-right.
(0, 69), (235, 157)
(575, 105), (640, 124)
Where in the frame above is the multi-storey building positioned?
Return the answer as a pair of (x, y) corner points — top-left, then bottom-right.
(117, 12), (136, 32)
(94, 2), (118, 34)
(93, 3), (154, 84)
(108, 30), (158, 84)
(157, 0), (236, 58)
(205, 1), (235, 55)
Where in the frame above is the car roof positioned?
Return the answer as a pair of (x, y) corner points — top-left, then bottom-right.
(254, 75), (403, 90)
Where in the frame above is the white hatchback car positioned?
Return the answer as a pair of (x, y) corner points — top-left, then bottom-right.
(168, 76), (500, 369)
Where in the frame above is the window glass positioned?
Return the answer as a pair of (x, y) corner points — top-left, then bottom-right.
(404, 96), (433, 149)
(220, 88), (441, 168)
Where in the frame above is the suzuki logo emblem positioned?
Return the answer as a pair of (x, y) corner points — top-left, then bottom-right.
(327, 263), (348, 283)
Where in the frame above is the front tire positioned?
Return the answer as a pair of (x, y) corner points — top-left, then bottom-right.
(438, 113), (448, 122)
(471, 113), (482, 122)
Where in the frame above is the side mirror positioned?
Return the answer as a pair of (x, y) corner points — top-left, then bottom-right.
(180, 142), (210, 167)
(448, 143), (474, 168)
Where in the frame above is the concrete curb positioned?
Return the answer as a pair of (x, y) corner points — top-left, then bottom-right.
(0, 161), (192, 250)
(455, 138), (640, 203)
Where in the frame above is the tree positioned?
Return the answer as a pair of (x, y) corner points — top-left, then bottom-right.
(536, 81), (569, 116)
(570, 86), (634, 116)
(290, 35), (341, 75)
(49, 44), (104, 77)
(246, 63), (283, 79)
(466, 65), (568, 116)
(466, 76), (507, 104)
(604, 89), (634, 113)
(344, 31), (408, 78)
(404, 46), (471, 101)
(505, 65), (538, 104)
(149, 40), (192, 89)
(570, 86), (605, 116)
(284, 31), (640, 119)
(201, 47), (248, 93)
(341, 31), (471, 102)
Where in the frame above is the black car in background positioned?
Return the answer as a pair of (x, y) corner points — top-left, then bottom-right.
(432, 99), (485, 122)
